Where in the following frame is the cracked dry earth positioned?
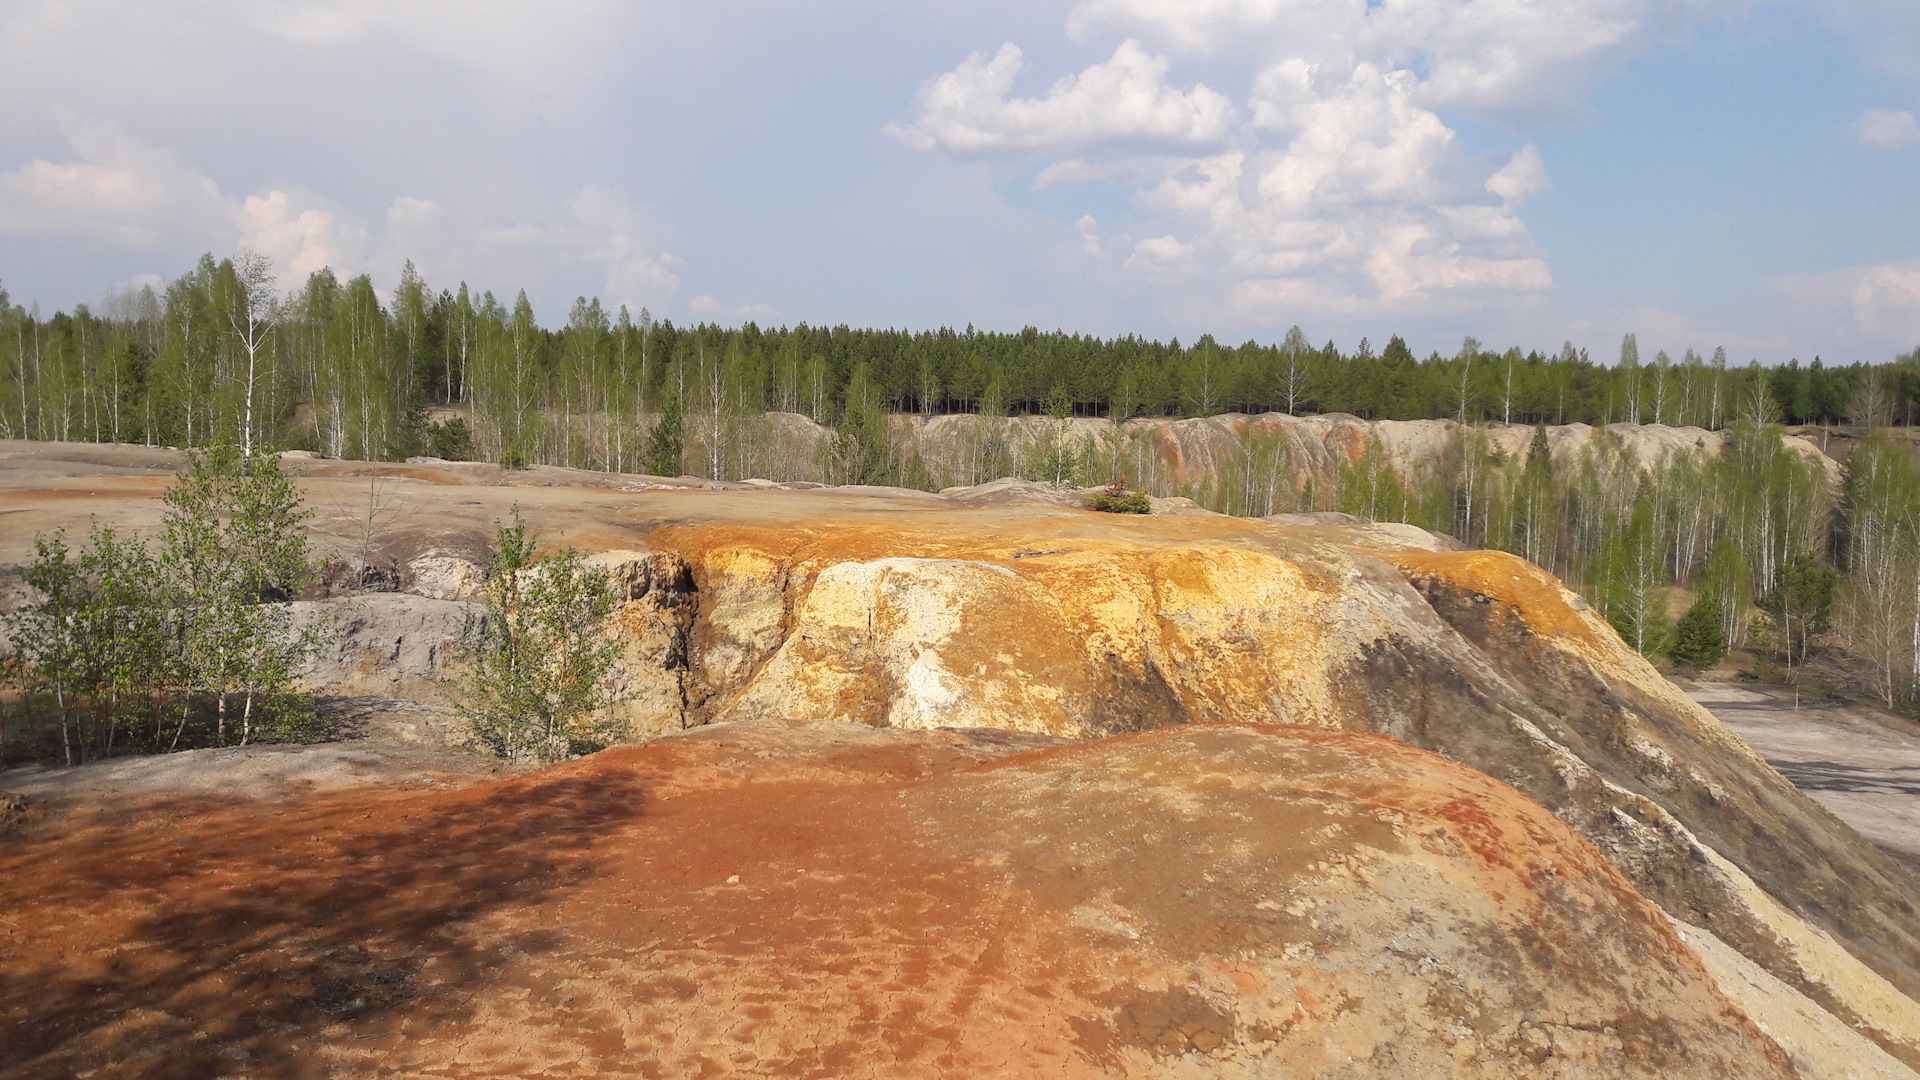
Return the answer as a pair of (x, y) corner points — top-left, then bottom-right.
(0, 722), (1794, 1079)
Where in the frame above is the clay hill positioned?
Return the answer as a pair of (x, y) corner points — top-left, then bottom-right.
(0, 440), (1916, 1079)
(424, 406), (1844, 495)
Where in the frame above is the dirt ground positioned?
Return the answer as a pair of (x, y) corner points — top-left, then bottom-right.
(0, 722), (1796, 1080)
(1689, 681), (1920, 866)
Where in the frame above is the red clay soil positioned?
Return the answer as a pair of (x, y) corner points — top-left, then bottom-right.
(0, 723), (1791, 1079)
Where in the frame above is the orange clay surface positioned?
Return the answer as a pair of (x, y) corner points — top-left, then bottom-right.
(0, 722), (1788, 1080)
(1385, 548), (1601, 642)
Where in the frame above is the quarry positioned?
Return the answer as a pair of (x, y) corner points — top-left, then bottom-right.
(0, 436), (1915, 1079)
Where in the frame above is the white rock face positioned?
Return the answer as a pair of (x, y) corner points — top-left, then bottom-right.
(404, 553), (486, 602)
(720, 558), (1029, 731)
(291, 594), (479, 701)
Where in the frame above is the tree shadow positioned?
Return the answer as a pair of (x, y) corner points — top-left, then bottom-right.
(1771, 758), (1920, 796)
(0, 763), (648, 1079)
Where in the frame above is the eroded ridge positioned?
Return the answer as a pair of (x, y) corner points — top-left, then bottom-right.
(0, 722), (1799, 1079)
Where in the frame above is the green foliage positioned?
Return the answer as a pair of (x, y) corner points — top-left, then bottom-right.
(900, 451), (937, 493)
(1670, 593), (1729, 668)
(2, 447), (326, 764)
(454, 513), (625, 763)
(8, 527), (166, 764)
(643, 393), (685, 477)
(1757, 550), (1842, 672)
(1601, 495), (1669, 656)
(1700, 534), (1752, 650)
(387, 396), (430, 461)
(1088, 484), (1151, 514)
(1334, 435), (1406, 523)
(157, 445), (327, 746)
(19, 252), (1920, 709)
(427, 417), (476, 460)
(830, 363), (890, 485)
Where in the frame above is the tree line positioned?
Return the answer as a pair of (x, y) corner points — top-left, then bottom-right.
(6, 252), (1920, 714)
(5, 255), (1920, 472)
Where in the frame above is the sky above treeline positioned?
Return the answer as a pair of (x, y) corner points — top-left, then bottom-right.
(1, 1), (1918, 364)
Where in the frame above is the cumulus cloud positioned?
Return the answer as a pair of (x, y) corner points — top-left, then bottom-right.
(237, 189), (368, 279)
(1486, 145), (1552, 205)
(0, 120), (364, 277)
(1248, 62), (1456, 209)
(1067, 0), (1719, 122)
(1851, 263), (1920, 339)
(1855, 108), (1920, 149)
(1772, 260), (1920, 351)
(1124, 234), (1194, 272)
(1120, 62), (1548, 311)
(0, 121), (228, 245)
(887, 39), (1236, 152)
(688, 294), (773, 320)
(892, 0), (1671, 318)
(0, 123), (690, 313)
(569, 185), (683, 310)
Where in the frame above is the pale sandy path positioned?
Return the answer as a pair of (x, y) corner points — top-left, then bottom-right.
(1692, 682), (1920, 865)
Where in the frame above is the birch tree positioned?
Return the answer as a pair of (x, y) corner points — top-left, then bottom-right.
(227, 250), (276, 460)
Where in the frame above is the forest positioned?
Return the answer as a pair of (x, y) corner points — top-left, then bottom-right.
(5, 252), (1920, 714)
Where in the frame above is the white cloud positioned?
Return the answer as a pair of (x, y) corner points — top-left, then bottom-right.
(1128, 64), (1550, 312)
(1854, 108), (1920, 149)
(0, 120), (364, 280)
(887, 39), (1236, 153)
(687, 293), (773, 321)
(0, 121), (228, 245)
(237, 189), (367, 280)
(1486, 145), (1552, 205)
(569, 185), (682, 311)
(1249, 62), (1456, 209)
(0, 124), (691, 312)
(1772, 261), (1920, 353)
(1124, 233), (1194, 272)
(1067, 0), (1723, 123)
(1851, 263), (1920, 340)
(1074, 214), (1106, 257)
(892, 2), (1654, 319)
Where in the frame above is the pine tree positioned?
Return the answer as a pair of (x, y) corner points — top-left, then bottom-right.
(1670, 594), (1728, 668)
(643, 392), (685, 477)
(833, 363), (890, 485)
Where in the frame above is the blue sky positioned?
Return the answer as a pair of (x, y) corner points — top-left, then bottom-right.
(1, 1), (1917, 364)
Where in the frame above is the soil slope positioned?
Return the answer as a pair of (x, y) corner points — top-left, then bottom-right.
(0, 722), (1796, 1079)
(1, 439), (1916, 1070)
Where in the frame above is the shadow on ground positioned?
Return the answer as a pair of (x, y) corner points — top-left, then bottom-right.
(1773, 760), (1920, 797)
(0, 766), (647, 1080)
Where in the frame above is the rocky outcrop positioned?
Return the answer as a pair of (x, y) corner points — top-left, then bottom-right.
(273, 479), (1918, 1066)
(291, 593), (477, 701)
(608, 499), (1920, 1068)
(3, 441), (1912, 1074)
(588, 548), (699, 738)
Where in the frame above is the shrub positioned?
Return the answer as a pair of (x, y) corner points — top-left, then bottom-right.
(453, 513), (625, 763)
(2, 446), (328, 764)
(1089, 482), (1151, 514)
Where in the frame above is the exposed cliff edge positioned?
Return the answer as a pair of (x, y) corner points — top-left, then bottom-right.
(0, 440), (1913, 1074)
